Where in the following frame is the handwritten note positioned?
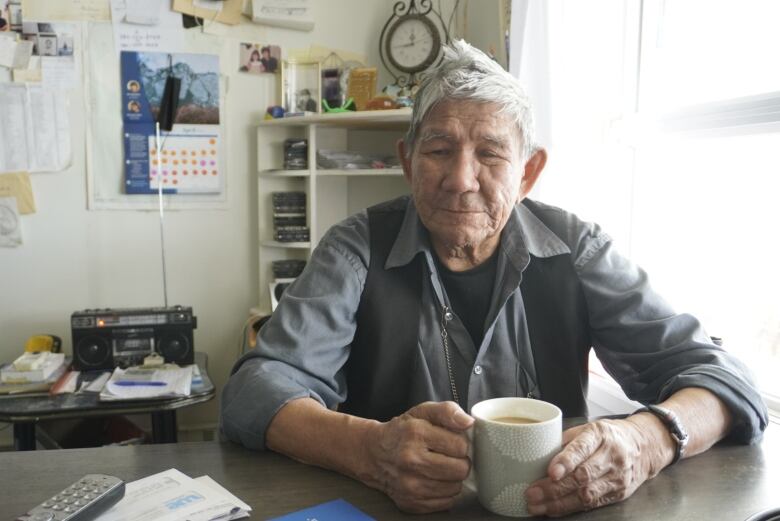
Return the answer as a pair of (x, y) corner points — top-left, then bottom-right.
(110, 0), (184, 53)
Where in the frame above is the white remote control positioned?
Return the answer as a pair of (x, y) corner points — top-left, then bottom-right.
(16, 474), (125, 521)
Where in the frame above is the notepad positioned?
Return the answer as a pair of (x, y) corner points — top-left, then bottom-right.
(267, 499), (375, 521)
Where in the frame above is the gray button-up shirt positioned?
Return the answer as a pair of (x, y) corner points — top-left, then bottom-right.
(221, 198), (767, 450)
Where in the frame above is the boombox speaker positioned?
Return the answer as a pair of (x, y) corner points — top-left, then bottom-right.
(71, 306), (197, 371)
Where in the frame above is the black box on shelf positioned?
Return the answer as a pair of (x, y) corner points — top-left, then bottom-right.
(272, 260), (307, 279)
(284, 138), (308, 170)
(275, 228), (310, 242)
(272, 191), (307, 213)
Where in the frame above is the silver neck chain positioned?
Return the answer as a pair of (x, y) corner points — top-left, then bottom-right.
(440, 305), (460, 404)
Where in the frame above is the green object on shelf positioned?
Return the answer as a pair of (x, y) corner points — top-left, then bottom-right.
(322, 98), (357, 113)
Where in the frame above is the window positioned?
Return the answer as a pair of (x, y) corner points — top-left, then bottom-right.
(521, 0), (780, 410)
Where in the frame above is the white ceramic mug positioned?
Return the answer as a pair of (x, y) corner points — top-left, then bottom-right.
(470, 397), (562, 517)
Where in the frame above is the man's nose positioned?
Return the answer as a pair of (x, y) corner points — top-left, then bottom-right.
(443, 151), (480, 193)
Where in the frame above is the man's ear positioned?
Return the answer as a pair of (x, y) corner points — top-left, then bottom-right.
(517, 148), (547, 201)
(397, 138), (413, 184)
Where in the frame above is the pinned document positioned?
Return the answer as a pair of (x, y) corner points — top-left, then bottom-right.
(0, 196), (22, 247)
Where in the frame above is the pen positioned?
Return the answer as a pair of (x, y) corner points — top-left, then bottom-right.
(113, 381), (167, 387)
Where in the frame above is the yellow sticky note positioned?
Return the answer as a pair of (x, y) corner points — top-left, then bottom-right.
(21, 0), (110, 21)
(0, 172), (36, 215)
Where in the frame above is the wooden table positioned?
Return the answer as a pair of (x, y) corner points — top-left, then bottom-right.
(0, 353), (215, 450)
(3, 424), (778, 520)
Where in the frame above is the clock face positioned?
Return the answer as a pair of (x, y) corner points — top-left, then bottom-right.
(385, 14), (441, 74)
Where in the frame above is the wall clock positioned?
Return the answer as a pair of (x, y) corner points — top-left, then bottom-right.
(379, 0), (449, 89)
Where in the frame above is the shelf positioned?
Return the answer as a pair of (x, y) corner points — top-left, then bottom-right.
(260, 240), (311, 249)
(260, 168), (404, 178)
(258, 108), (412, 130)
(316, 168), (404, 177)
(258, 169), (310, 178)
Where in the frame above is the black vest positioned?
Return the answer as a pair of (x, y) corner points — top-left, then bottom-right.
(342, 197), (592, 421)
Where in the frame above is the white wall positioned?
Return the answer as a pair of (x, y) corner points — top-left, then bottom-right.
(0, 0), (502, 447)
(0, 0), (421, 446)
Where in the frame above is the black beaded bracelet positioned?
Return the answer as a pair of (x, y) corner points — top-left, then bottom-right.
(635, 404), (689, 465)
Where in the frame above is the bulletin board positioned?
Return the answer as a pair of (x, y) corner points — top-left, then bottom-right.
(84, 22), (230, 210)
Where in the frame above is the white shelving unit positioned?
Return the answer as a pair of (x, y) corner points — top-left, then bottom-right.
(256, 109), (412, 312)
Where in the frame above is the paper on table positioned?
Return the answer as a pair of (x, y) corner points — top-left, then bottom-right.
(95, 468), (251, 521)
(0, 172), (36, 214)
(0, 196), (22, 247)
(110, 0), (185, 53)
(192, 476), (251, 521)
(21, 0), (110, 21)
(100, 365), (193, 401)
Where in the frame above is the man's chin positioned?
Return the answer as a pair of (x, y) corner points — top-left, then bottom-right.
(429, 229), (490, 251)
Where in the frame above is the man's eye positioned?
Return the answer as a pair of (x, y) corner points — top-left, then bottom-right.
(425, 149), (450, 156)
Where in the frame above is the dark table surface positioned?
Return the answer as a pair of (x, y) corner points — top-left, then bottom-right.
(0, 353), (214, 422)
(3, 423), (778, 520)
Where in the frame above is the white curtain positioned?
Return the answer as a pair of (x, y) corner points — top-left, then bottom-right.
(508, 0), (552, 152)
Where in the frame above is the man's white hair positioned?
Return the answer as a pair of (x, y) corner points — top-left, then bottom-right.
(404, 39), (536, 159)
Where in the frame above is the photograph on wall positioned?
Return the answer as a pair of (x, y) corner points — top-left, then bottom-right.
(282, 60), (320, 114)
(238, 42), (280, 74)
(0, 0), (22, 33)
(120, 50), (223, 195)
(20, 22), (74, 56)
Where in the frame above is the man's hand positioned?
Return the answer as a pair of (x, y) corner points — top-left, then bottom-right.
(362, 401), (474, 513)
(524, 416), (673, 517)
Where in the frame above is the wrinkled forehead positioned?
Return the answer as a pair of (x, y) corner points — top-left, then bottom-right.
(417, 100), (522, 147)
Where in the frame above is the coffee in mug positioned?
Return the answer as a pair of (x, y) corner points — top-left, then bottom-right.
(470, 397), (562, 517)
(491, 416), (540, 425)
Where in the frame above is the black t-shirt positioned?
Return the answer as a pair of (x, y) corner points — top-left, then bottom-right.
(435, 250), (499, 349)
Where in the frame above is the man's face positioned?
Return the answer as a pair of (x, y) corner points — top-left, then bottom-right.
(401, 100), (527, 255)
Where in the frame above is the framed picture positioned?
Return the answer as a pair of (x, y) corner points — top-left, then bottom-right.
(37, 34), (58, 56)
(238, 43), (281, 74)
(281, 60), (321, 114)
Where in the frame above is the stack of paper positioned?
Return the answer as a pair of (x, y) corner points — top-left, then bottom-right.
(1, 352), (66, 383)
(99, 365), (193, 401)
(96, 468), (250, 521)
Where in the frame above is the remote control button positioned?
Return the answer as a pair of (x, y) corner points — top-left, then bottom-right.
(51, 504), (63, 511)
(64, 506), (75, 513)
(29, 513), (54, 521)
(41, 501), (53, 507)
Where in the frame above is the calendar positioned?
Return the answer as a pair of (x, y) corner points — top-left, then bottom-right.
(120, 50), (223, 195)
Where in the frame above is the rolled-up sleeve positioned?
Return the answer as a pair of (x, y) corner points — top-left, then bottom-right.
(571, 222), (768, 444)
(220, 212), (369, 450)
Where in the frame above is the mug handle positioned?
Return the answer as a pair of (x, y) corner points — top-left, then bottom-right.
(460, 424), (477, 496)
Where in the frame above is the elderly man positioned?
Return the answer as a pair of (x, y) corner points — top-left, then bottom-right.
(221, 40), (767, 516)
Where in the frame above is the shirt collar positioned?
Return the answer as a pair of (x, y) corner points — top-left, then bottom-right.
(384, 197), (570, 270)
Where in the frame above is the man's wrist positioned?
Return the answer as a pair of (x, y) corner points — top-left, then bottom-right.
(625, 411), (676, 474)
(636, 404), (689, 465)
